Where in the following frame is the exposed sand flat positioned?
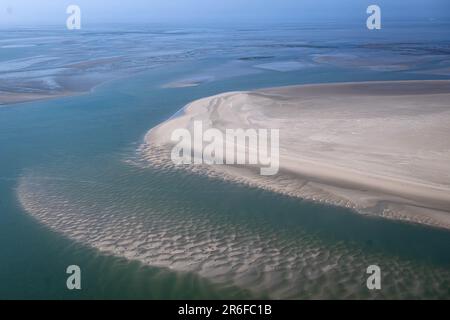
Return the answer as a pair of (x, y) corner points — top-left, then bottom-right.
(144, 80), (450, 229)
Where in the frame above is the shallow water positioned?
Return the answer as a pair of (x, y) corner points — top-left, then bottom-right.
(1, 23), (450, 299)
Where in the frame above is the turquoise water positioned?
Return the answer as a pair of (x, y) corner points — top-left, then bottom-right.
(1, 24), (450, 299)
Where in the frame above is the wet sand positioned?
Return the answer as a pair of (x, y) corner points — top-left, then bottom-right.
(0, 91), (72, 106)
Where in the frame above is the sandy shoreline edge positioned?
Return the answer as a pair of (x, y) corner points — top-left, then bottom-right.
(143, 80), (450, 230)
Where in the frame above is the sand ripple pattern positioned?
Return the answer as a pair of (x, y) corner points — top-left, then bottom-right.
(17, 163), (450, 299)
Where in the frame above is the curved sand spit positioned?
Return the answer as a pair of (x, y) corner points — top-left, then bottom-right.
(144, 80), (450, 229)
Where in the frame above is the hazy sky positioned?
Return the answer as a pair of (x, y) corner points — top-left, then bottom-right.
(0, 0), (449, 26)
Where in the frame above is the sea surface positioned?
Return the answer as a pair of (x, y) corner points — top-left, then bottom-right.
(1, 22), (450, 299)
